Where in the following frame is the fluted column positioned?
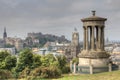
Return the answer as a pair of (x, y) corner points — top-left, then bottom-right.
(86, 27), (88, 50)
(96, 27), (99, 50)
(101, 27), (105, 50)
(98, 27), (101, 50)
(91, 26), (95, 50)
(90, 27), (92, 49)
(83, 27), (86, 50)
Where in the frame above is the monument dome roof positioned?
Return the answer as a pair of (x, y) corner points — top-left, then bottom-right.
(81, 11), (107, 22)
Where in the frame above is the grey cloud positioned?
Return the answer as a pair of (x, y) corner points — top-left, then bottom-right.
(0, 0), (120, 40)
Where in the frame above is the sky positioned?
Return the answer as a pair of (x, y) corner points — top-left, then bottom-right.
(0, 0), (120, 41)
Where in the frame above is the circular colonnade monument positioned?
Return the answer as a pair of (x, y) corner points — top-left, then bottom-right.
(78, 11), (110, 73)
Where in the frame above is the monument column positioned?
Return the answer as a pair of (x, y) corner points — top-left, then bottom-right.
(96, 27), (98, 50)
(90, 27), (92, 49)
(98, 27), (101, 50)
(91, 26), (95, 50)
(86, 27), (89, 50)
(101, 27), (105, 50)
(83, 27), (86, 50)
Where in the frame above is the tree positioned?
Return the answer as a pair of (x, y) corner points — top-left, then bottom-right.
(32, 54), (41, 68)
(56, 55), (67, 73)
(72, 58), (79, 64)
(40, 54), (58, 67)
(0, 51), (10, 62)
(4, 55), (17, 70)
(45, 54), (56, 65)
(40, 56), (49, 67)
(0, 51), (10, 69)
(15, 48), (33, 72)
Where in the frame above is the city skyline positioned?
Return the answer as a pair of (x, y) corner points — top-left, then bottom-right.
(0, 0), (120, 40)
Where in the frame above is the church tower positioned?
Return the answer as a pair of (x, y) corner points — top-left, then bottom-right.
(72, 28), (79, 46)
(3, 27), (7, 40)
(71, 28), (80, 58)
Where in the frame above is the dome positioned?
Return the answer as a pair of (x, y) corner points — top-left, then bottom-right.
(81, 11), (107, 22)
(81, 16), (107, 22)
(113, 47), (120, 53)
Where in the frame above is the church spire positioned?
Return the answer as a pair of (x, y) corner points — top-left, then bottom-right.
(74, 27), (77, 32)
(3, 27), (7, 39)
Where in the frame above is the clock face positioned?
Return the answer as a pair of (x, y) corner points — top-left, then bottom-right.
(74, 34), (78, 38)
(74, 34), (76, 37)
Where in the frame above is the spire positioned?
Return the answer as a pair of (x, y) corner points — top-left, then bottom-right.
(3, 27), (7, 39)
(4, 27), (6, 32)
(74, 27), (77, 32)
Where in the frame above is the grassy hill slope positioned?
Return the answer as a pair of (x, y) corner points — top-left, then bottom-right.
(53, 70), (120, 80)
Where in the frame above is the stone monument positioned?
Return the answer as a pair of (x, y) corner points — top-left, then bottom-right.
(78, 11), (110, 73)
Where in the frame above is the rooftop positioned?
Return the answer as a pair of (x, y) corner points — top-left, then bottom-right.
(81, 11), (107, 22)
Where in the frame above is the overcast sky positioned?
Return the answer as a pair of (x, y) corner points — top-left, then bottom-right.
(0, 0), (120, 41)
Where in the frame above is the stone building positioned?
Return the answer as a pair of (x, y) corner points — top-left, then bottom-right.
(5, 37), (24, 51)
(41, 28), (80, 60)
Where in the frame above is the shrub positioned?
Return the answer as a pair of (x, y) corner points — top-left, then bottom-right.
(61, 64), (70, 73)
(48, 66), (61, 78)
(19, 67), (31, 79)
(0, 69), (13, 79)
(30, 66), (61, 78)
(30, 66), (43, 77)
(72, 58), (79, 64)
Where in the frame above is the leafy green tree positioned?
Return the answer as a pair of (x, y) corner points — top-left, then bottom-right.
(57, 55), (66, 68)
(32, 54), (41, 68)
(15, 48), (33, 72)
(46, 54), (56, 65)
(0, 51), (10, 62)
(40, 54), (58, 67)
(40, 56), (49, 67)
(4, 55), (17, 70)
(72, 58), (79, 64)
(56, 55), (67, 73)
(0, 51), (10, 69)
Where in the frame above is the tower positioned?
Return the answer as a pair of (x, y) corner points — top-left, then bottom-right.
(78, 11), (110, 73)
(3, 27), (7, 40)
(71, 28), (80, 58)
(72, 28), (79, 46)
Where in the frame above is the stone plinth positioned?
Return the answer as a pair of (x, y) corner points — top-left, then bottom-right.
(78, 58), (109, 73)
(78, 50), (110, 74)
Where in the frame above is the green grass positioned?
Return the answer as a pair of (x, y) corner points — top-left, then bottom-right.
(52, 70), (120, 80)
(9, 70), (120, 80)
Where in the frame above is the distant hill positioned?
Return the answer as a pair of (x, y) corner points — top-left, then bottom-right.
(24, 32), (70, 47)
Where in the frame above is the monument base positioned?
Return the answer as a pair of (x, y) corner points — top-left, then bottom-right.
(78, 50), (110, 58)
(78, 50), (110, 74)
